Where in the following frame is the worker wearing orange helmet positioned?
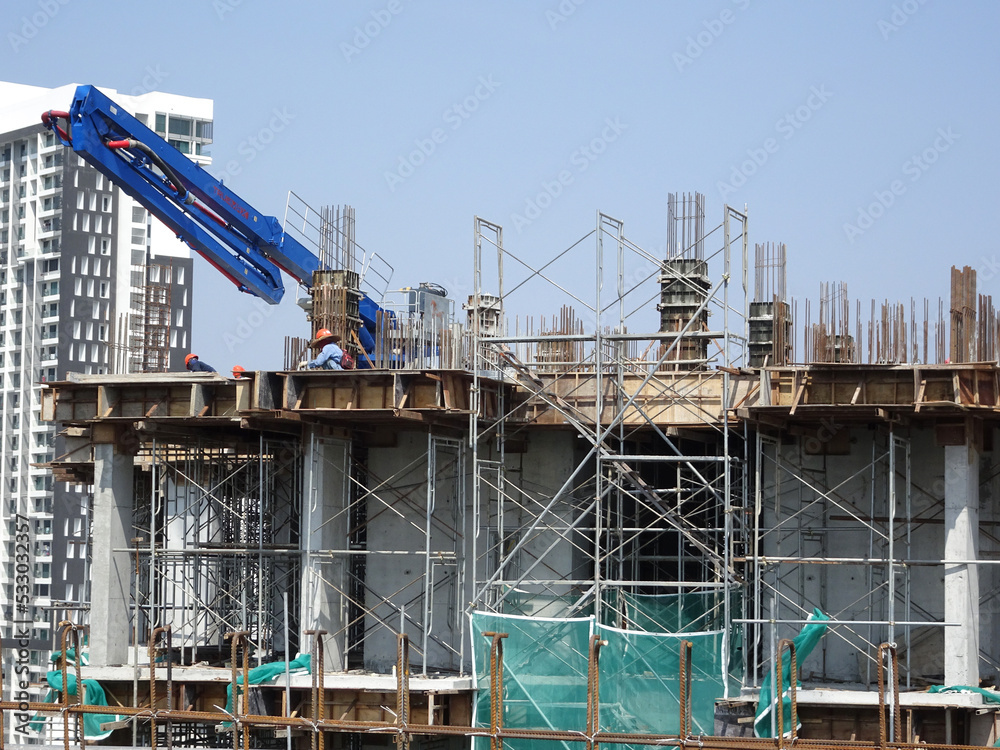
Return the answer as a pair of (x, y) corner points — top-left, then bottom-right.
(185, 353), (216, 373)
(306, 328), (345, 370)
(232, 365), (246, 379)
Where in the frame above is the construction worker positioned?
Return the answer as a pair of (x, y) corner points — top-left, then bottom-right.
(185, 353), (217, 373)
(232, 365), (246, 379)
(306, 328), (345, 370)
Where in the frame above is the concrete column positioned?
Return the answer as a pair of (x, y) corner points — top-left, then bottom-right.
(300, 432), (349, 671)
(943, 441), (980, 686)
(90, 442), (134, 666)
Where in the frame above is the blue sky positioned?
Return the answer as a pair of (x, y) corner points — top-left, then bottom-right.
(4, 1), (998, 370)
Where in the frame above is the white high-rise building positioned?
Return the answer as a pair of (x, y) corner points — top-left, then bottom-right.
(0, 81), (212, 742)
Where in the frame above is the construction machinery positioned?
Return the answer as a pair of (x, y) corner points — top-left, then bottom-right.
(41, 84), (385, 356)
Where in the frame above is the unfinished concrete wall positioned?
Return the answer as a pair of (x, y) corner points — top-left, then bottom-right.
(90, 442), (134, 666)
(502, 430), (591, 616)
(301, 433), (350, 671)
(366, 429), (466, 673)
(981, 428), (1000, 685)
(757, 426), (951, 685)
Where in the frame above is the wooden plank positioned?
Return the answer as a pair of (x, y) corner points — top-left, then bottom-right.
(789, 375), (806, 416)
(441, 375), (454, 410)
(851, 377), (864, 405)
(914, 376), (927, 413)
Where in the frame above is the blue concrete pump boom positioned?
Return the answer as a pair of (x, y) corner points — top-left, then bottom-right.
(41, 85), (321, 304)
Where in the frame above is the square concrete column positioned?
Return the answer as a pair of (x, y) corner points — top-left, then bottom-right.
(944, 441), (980, 686)
(90, 442), (134, 666)
(300, 432), (349, 671)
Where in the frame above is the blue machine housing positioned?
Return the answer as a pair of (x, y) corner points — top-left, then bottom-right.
(42, 85), (386, 361)
(42, 85), (322, 304)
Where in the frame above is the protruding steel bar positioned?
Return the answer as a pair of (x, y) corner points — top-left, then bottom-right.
(225, 631), (251, 750)
(396, 633), (411, 750)
(877, 642), (901, 748)
(775, 637), (798, 748)
(149, 625), (174, 750)
(586, 634), (607, 750)
(483, 631), (508, 750)
(56, 620), (85, 750)
(679, 639), (693, 738)
(305, 629), (327, 750)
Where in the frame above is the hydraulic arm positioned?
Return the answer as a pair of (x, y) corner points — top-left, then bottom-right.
(41, 85), (319, 304)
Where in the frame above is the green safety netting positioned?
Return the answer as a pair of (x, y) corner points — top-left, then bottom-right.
(223, 654), (312, 721)
(610, 590), (744, 689)
(754, 608), (830, 738)
(928, 685), (1000, 703)
(471, 605), (740, 750)
(29, 671), (122, 741)
(472, 612), (592, 750)
(613, 590), (734, 632)
(49, 647), (88, 666)
(501, 588), (595, 619)
(595, 623), (735, 744)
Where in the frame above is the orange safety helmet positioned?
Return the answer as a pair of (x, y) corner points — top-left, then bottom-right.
(232, 365), (246, 378)
(185, 353), (198, 366)
(312, 328), (341, 344)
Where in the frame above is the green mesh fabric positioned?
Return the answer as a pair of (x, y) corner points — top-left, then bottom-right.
(595, 624), (730, 743)
(606, 590), (745, 688)
(501, 588), (595, 619)
(29, 671), (122, 740)
(472, 613), (592, 750)
(615, 590), (733, 632)
(472, 605), (739, 750)
(754, 608), (830, 738)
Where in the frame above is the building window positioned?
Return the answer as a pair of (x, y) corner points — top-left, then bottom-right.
(168, 117), (192, 137)
(101, 238), (111, 255)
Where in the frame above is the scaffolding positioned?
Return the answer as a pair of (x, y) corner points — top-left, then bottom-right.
(130, 436), (303, 664)
(12, 199), (1000, 748)
(117, 261), (174, 374)
(467, 205), (750, 678)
